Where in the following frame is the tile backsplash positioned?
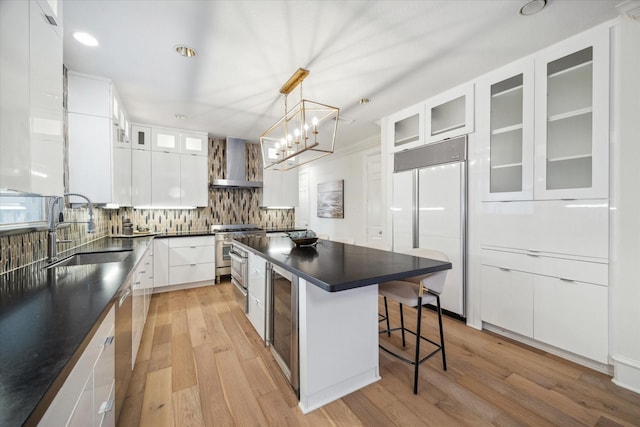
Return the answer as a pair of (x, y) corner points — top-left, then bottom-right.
(0, 137), (294, 274)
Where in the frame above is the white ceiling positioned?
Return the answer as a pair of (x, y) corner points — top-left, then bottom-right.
(62, 0), (620, 150)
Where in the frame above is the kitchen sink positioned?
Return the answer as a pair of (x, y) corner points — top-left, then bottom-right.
(46, 250), (132, 269)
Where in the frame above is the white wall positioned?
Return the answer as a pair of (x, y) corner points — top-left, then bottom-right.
(610, 16), (640, 393)
(296, 137), (379, 244)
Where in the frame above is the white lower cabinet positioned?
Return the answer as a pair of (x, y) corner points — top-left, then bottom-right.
(154, 237), (215, 291)
(481, 248), (608, 363)
(533, 275), (608, 363)
(40, 306), (115, 427)
(247, 252), (266, 339)
(132, 244), (153, 368)
(480, 265), (533, 338)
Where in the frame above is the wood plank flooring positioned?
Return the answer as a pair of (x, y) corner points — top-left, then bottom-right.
(118, 281), (640, 426)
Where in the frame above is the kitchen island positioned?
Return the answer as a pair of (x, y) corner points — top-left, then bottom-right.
(232, 235), (451, 413)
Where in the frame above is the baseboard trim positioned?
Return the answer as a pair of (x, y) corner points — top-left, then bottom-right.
(482, 323), (613, 375)
(611, 354), (640, 394)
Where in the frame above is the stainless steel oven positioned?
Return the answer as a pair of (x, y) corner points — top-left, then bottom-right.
(266, 263), (299, 397)
(212, 224), (265, 283)
(229, 242), (249, 313)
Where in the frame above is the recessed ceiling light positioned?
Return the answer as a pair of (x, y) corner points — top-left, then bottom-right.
(73, 31), (99, 47)
(175, 45), (197, 58)
(174, 114), (187, 120)
(358, 98), (370, 104)
(519, 0), (547, 16)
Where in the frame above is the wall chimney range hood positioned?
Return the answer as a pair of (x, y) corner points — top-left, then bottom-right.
(212, 137), (263, 188)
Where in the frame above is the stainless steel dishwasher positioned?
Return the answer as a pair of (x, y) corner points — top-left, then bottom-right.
(266, 263), (299, 397)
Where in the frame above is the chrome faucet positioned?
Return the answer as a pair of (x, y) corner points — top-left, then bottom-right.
(47, 193), (95, 262)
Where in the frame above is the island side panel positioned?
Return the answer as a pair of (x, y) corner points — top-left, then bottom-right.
(298, 278), (381, 413)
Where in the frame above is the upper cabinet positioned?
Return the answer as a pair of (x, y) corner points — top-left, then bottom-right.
(534, 26), (609, 200)
(388, 103), (425, 154)
(260, 169), (298, 208)
(152, 128), (180, 153)
(478, 58), (535, 201)
(0, 0), (63, 195)
(180, 132), (208, 156)
(480, 25), (609, 201)
(131, 124), (151, 151)
(425, 82), (475, 143)
(67, 72), (131, 205)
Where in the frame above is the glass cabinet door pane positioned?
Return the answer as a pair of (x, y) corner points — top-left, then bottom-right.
(546, 47), (593, 190)
(490, 74), (524, 194)
(394, 114), (419, 148)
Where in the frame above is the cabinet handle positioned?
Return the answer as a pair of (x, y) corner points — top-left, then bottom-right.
(139, 270), (146, 274)
(190, 264), (197, 266)
(526, 253), (540, 257)
(103, 336), (114, 346)
(559, 278), (575, 283)
(98, 399), (114, 415)
(499, 267), (511, 272)
(190, 246), (197, 248)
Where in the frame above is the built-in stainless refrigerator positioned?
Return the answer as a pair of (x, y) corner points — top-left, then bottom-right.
(391, 135), (467, 317)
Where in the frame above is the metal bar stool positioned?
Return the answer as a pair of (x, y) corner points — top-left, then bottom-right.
(378, 248), (449, 394)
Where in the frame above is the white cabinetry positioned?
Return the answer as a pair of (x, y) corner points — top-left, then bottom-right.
(154, 236), (215, 291)
(534, 27), (609, 200)
(131, 149), (151, 206)
(479, 26), (609, 202)
(180, 154), (208, 207)
(67, 72), (131, 206)
(152, 128), (180, 153)
(388, 103), (425, 154)
(478, 58), (535, 201)
(247, 252), (266, 339)
(40, 306), (116, 427)
(131, 125), (151, 151)
(426, 82), (474, 143)
(132, 244), (153, 368)
(180, 132), (208, 156)
(146, 126), (208, 207)
(480, 245), (608, 363)
(151, 151), (181, 207)
(260, 169), (298, 208)
(0, 0), (63, 195)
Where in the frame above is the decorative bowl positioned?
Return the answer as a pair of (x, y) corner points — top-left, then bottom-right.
(289, 237), (319, 247)
(287, 230), (318, 247)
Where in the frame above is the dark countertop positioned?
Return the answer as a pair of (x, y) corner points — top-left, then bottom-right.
(232, 236), (452, 292)
(0, 236), (153, 427)
(263, 228), (307, 233)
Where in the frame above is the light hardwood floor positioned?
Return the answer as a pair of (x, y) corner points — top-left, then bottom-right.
(118, 281), (640, 426)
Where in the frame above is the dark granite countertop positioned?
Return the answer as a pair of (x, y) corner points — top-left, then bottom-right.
(263, 228), (307, 233)
(0, 236), (153, 426)
(232, 236), (452, 292)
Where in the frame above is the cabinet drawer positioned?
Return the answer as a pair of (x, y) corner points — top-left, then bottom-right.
(168, 236), (215, 248)
(93, 324), (115, 427)
(533, 275), (608, 363)
(480, 265), (534, 337)
(482, 248), (607, 286)
(169, 263), (215, 285)
(247, 296), (265, 340)
(169, 246), (214, 266)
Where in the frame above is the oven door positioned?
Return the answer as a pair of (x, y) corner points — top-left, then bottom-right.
(231, 276), (249, 313)
(217, 240), (232, 266)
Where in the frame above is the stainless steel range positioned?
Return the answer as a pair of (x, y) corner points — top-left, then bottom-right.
(211, 224), (265, 283)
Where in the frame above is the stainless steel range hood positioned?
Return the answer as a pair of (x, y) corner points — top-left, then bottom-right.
(212, 137), (262, 188)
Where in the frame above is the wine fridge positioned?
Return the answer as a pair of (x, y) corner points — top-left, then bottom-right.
(266, 263), (299, 397)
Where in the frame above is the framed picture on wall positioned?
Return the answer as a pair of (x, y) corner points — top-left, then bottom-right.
(317, 180), (344, 218)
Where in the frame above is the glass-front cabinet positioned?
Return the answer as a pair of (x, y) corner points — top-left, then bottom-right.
(480, 58), (534, 201)
(388, 103), (424, 153)
(481, 25), (609, 201)
(534, 26), (609, 200)
(426, 82), (474, 144)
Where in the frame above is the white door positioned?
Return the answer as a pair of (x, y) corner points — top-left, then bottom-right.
(418, 162), (464, 316)
(365, 150), (383, 242)
(391, 169), (413, 252)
